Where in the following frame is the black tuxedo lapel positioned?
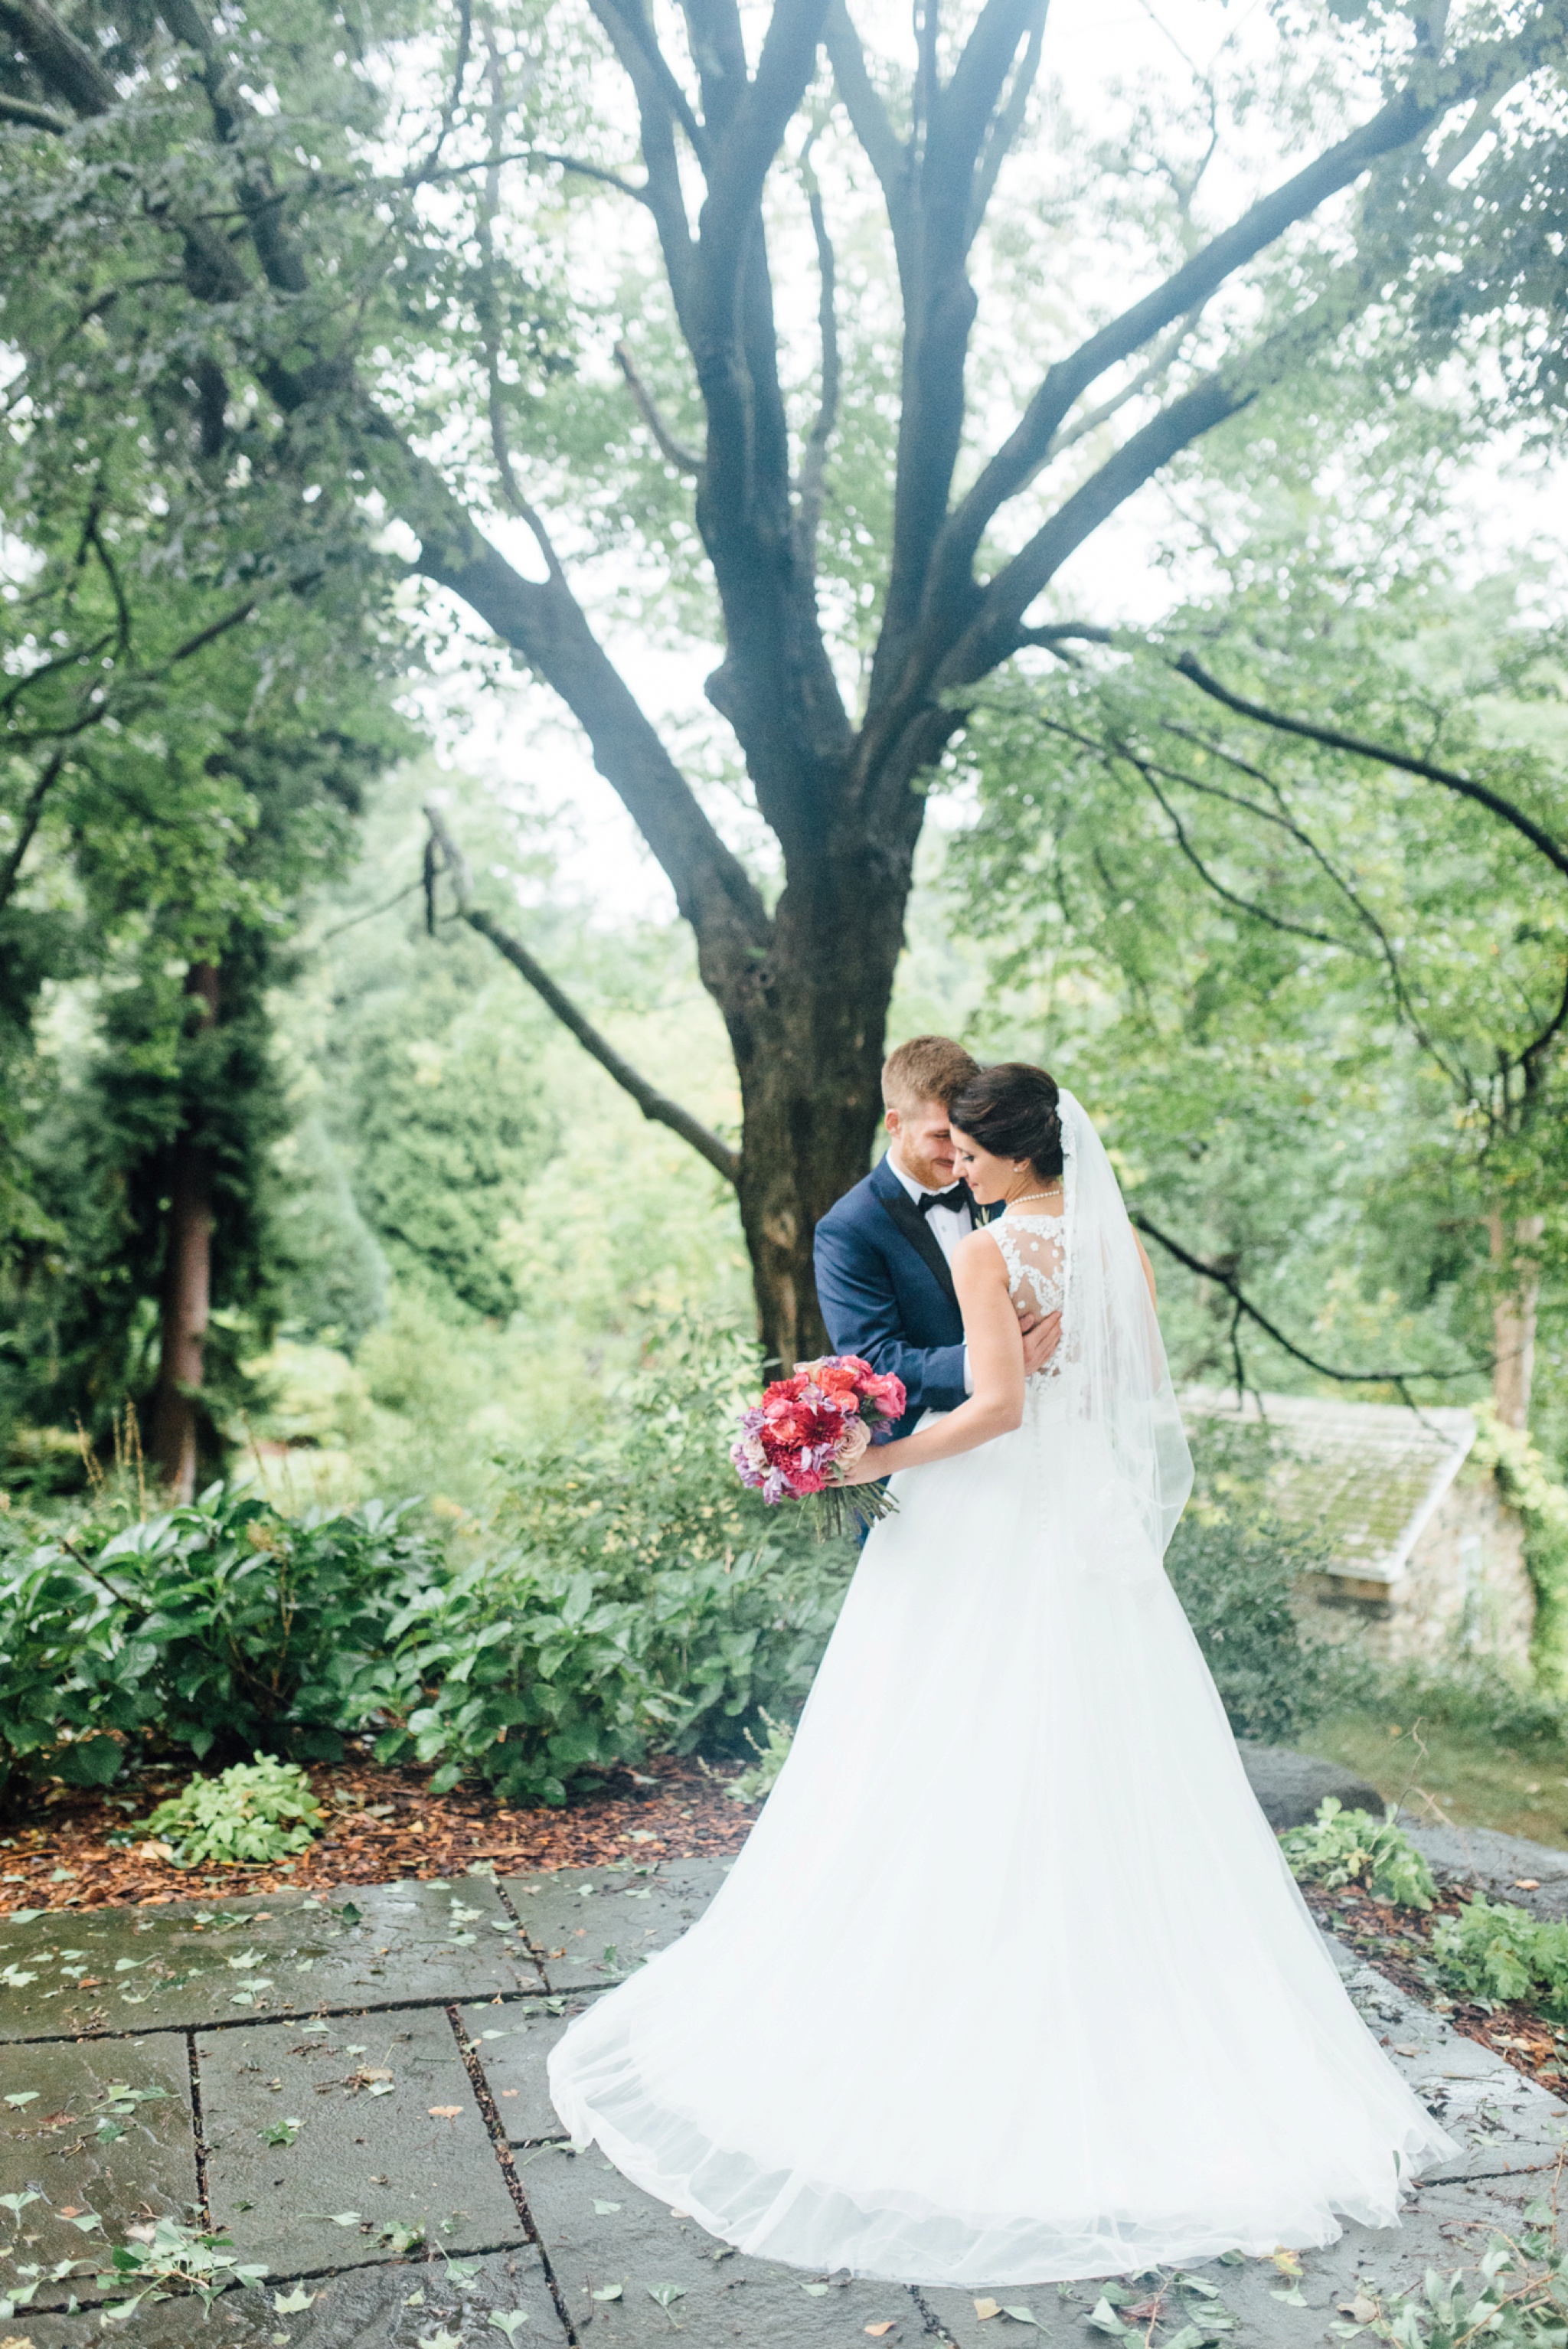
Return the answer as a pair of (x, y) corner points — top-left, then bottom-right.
(876, 1181), (960, 1311)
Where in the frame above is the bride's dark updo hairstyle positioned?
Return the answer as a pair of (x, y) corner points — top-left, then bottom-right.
(947, 1062), (1063, 1180)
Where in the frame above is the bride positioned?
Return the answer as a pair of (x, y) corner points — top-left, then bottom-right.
(548, 1063), (1455, 2285)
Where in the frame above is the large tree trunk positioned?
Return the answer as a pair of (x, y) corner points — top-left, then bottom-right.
(1489, 1210), (1545, 1432)
(727, 835), (913, 1370)
(148, 962), (219, 1498)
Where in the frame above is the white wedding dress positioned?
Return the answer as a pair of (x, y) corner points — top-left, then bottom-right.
(549, 1093), (1456, 2285)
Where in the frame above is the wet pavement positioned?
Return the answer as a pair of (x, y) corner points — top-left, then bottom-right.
(2, 1839), (1566, 2346)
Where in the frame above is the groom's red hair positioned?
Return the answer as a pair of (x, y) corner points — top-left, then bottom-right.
(881, 1035), (979, 1114)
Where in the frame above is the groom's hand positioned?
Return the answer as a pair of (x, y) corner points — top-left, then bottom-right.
(1018, 1308), (1062, 1377)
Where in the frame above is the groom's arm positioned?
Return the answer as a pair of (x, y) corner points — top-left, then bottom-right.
(813, 1214), (969, 1426)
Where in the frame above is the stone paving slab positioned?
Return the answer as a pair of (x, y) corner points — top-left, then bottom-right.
(0, 2033), (198, 2308)
(1337, 1950), (1567, 2181)
(198, 2006), (525, 2276)
(1240, 1746), (1384, 1832)
(462, 1998), (585, 2143)
(501, 1858), (733, 1992)
(924, 2165), (1552, 2349)
(521, 2137), (923, 2345)
(8, 2246), (560, 2345)
(0, 1880), (542, 2040)
(1402, 1820), (1568, 1919)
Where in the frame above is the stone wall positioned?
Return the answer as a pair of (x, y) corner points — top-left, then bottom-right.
(1295, 1464), (1533, 1666)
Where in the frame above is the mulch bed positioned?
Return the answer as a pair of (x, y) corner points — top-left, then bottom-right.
(0, 1751), (757, 1913)
(1300, 1879), (1568, 2096)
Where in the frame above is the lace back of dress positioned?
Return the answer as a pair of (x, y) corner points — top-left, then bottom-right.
(989, 1214), (1067, 1380)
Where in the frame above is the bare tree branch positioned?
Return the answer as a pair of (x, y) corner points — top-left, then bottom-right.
(590, 0), (710, 165)
(0, 89), (68, 128)
(697, 0), (832, 290)
(425, 803), (740, 1185)
(934, 77), (1461, 604)
(794, 145), (839, 567)
(0, 0), (114, 113)
(941, 369), (1248, 688)
(939, 0), (1047, 230)
(681, 0), (749, 134)
(965, 7), (1044, 249)
(613, 338), (704, 474)
(822, 0), (907, 239)
(1172, 653), (1568, 885)
(1127, 752), (1368, 954)
(1132, 1214), (1486, 1385)
(586, 0), (700, 321)
(0, 749), (67, 910)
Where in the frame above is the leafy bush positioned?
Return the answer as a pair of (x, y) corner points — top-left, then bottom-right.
(1165, 1420), (1339, 1743)
(86, 1488), (435, 1762)
(0, 1486), (442, 1803)
(1280, 1795), (1438, 1909)
(348, 1534), (850, 1807)
(1429, 1895), (1568, 2021)
(356, 1329), (855, 1804)
(140, 1755), (325, 1867)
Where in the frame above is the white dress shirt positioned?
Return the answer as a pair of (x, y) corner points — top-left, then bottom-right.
(886, 1149), (973, 1263)
(887, 1150), (975, 1393)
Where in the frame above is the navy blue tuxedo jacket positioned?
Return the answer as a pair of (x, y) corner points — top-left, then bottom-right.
(812, 1155), (975, 1439)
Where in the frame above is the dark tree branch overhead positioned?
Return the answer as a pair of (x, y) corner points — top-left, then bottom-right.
(1173, 653), (1568, 885)
(613, 338), (704, 475)
(1132, 1214), (1488, 1387)
(423, 805), (740, 1186)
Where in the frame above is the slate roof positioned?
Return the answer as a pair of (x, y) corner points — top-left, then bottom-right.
(1182, 1390), (1483, 1586)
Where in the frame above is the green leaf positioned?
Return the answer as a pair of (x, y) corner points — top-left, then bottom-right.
(274, 2286), (316, 2311)
(647, 2282), (687, 2307)
(488, 2315), (531, 2341)
(1087, 2298), (1132, 2335)
(590, 2284), (623, 2302)
(1270, 2285), (1309, 2307)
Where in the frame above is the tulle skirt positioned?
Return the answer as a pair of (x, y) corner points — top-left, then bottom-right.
(548, 1403), (1455, 2284)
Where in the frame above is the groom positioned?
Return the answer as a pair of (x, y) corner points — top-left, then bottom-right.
(813, 1035), (1061, 1439)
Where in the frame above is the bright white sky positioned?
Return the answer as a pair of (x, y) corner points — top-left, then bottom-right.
(411, 0), (1568, 926)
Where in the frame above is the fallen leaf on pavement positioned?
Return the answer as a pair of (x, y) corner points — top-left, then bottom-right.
(428, 2106), (462, 2119)
(975, 2300), (1002, 2321)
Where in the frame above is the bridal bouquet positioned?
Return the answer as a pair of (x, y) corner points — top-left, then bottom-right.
(730, 1354), (906, 1537)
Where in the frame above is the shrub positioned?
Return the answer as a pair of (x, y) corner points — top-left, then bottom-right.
(140, 1755), (325, 1867)
(1280, 1796), (1438, 1910)
(0, 1486), (443, 1802)
(86, 1488), (437, 1761)
(345, 1534), (854, 1808)
(1429, 1895), (1568, 2021)
(1165, 1420), (1338, 1743)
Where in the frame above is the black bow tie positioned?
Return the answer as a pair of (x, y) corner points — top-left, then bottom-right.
(918, 1183), (971, 1217)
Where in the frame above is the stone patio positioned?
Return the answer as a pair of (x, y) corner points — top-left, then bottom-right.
(1, 1823), (1565, 2348)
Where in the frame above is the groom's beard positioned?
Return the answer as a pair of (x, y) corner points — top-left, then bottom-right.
(890, 1143), (962, 1195)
